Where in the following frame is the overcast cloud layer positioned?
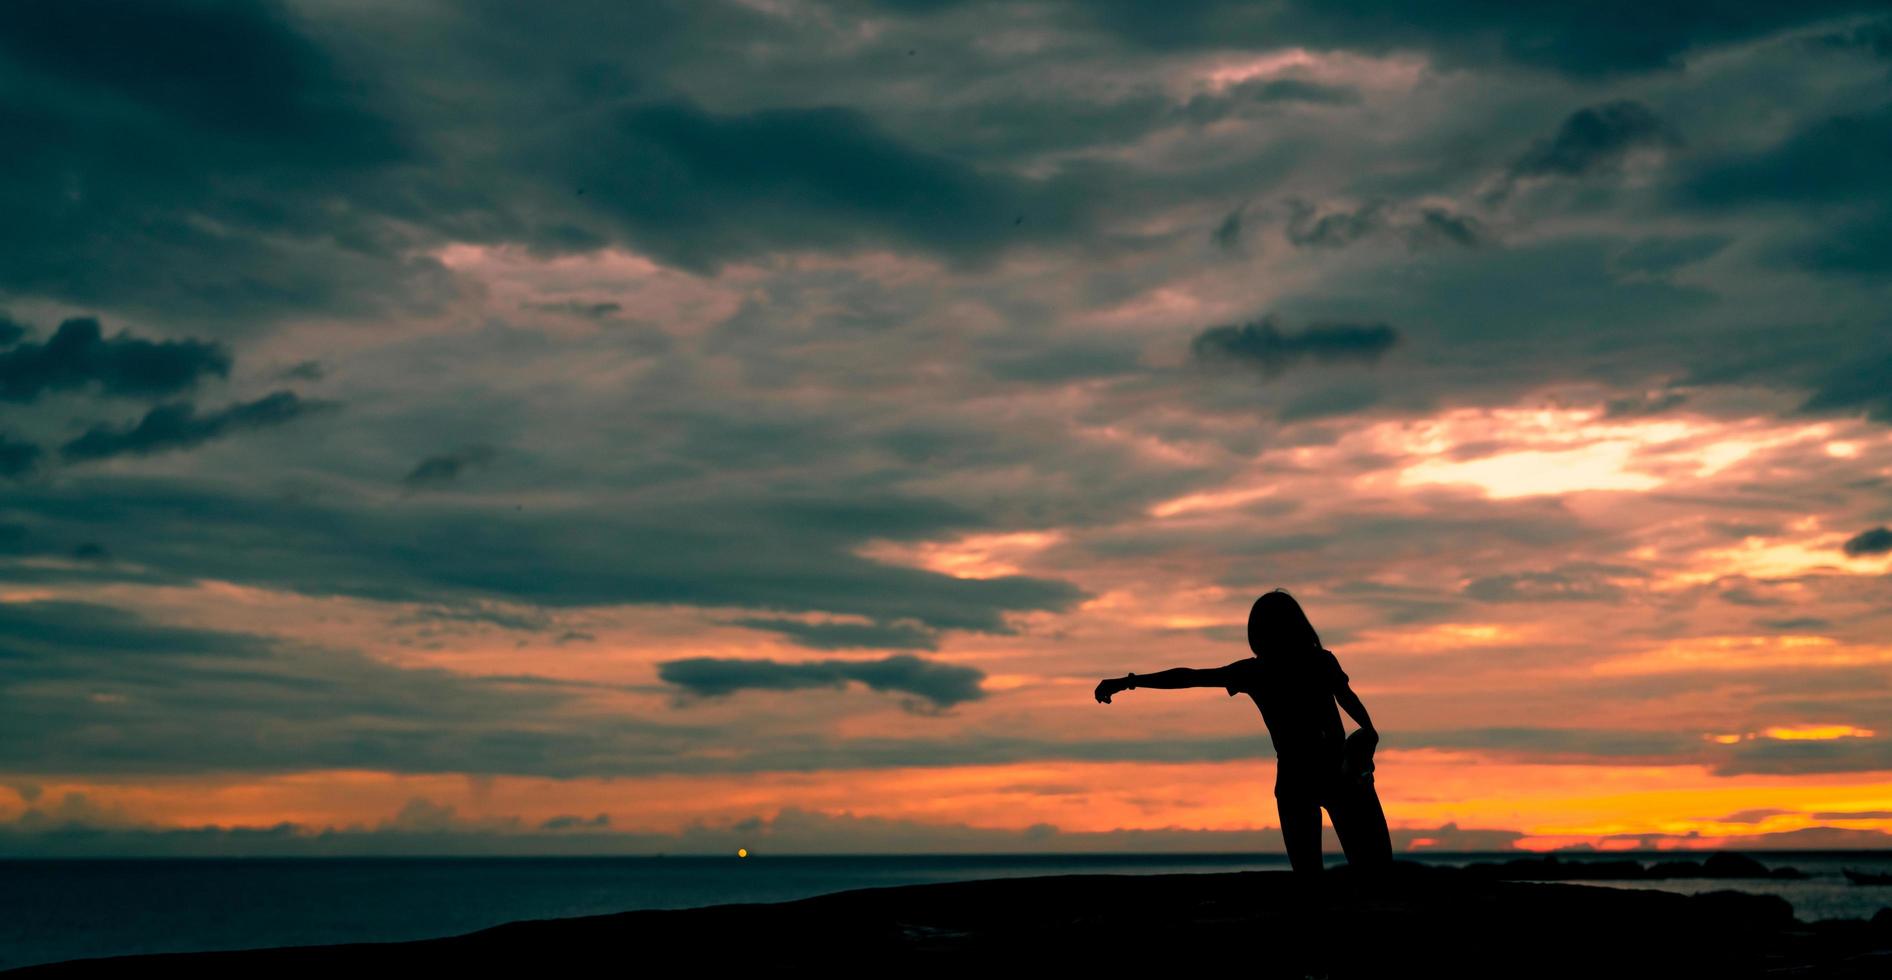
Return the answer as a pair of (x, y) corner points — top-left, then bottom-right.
(3, 0), (1891, 855)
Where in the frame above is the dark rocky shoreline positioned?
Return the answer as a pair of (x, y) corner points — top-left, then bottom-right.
(11, 861), (1892, 978)
(1461, 849), (1812, 880)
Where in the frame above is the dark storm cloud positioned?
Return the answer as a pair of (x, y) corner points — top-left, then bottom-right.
(1800, 352), (1892, 422)
(0, 0), (393, 144)
(403, 444), (499, 489)
(1284, 199), (1485, 251)
(1509, 100), (1675, 179)
(0, 315), (25, 346)
(1809, 16), (1892, 57)
(1675, 100), (1892, 279)
(730, 617), (941, 651)
(0, 0), (424, 324)
(892, 75), (1359, 166)
(1788, 211), (1892, 277)
(58, 391), (333, 462)
(1684, 101), (1892, 208)
(658, 653), (986, 710)
(1190, 315), (1399, 375)
(6, 0), (1884, 337)
(1276, 236), (1717, 366)
(0, 433), (42, 478)
(0, 477), (1087, 632)
(0, 317), (230, 403)
(541, 98), (1102, 274)
(1842, 526), (1892, 556)
(4, 0), (1125, 322)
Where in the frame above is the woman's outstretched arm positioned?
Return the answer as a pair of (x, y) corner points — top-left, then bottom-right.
(1094, 665), (1235, 703)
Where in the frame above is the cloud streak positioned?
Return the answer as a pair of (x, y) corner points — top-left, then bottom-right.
(1191, 316), (1399, 375)
(658, 653), (987, 711)
(59, 391), (334, 461)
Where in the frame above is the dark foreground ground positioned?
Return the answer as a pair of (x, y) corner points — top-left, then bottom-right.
(12, 861), (1892, 978)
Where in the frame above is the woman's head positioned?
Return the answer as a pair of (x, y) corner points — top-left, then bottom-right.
(1248, 588), (1321, 656)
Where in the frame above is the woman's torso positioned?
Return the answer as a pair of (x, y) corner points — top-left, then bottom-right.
(1232, 647), (1346, 764)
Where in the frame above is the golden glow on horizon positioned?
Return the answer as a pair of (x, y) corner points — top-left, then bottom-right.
(10, 760), (1891, 853)
(1762, 725), (1876, 741)
(1707, 726), (1875, 743)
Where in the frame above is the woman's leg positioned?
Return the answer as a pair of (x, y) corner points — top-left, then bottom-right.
(1328, 774), (1393, 875)
(1275, 780), (1324, 877)
(1276, 778), (1332, 974)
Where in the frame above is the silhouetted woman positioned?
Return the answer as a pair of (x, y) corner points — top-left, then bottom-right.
(1093, 589), (1392, 878)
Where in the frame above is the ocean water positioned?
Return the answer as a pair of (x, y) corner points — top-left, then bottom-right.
(1, 851), (1887, 971)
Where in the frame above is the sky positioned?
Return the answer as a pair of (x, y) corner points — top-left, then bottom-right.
(2, 0), (1892, 856)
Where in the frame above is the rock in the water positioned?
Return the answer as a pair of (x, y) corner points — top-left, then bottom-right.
(1701, 852), (1771, 878)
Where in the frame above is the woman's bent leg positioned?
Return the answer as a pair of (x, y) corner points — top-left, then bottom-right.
(1328, 774), (1393, 875)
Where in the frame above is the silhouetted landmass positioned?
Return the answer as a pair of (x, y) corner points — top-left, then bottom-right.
(14, 861), (1892, 978)
(1461, 849), (1811, 881)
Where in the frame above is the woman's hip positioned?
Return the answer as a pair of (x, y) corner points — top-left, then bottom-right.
(1273, 752), (1344, 797)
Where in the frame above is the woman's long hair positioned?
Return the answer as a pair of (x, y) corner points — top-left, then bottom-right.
(1248, 588), (1322, 656)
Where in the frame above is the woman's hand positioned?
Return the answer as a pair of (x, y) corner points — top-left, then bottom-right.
(1094, 677), (1130, 704)
(1341, 727), (1378, 780)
